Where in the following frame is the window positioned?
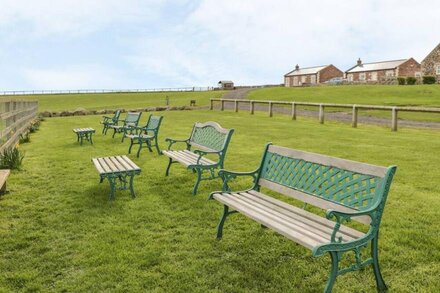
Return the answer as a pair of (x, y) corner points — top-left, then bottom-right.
(436, 65), (440, 75)
(415, 72), (421, 78)
(347, 74), (353, 82)
(386, 70), (394, 77)
(301, 76), (306, 83)
(371, 72), (377, 81)
(359, 73), (366, 81)
(310, 75), (316, 84)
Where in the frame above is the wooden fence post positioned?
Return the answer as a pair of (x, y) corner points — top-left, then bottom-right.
(210, 99), (213, 110)
(234, 100), (238, 112)
(250, 101), (255, 114)
(291, 103), (296, 120)
(391, 107), (398, 131)
(268, 102), (273, 117)
(352, 105), (358, 128)
(221, 100), (224, 111)
(319, 104), (324, 124)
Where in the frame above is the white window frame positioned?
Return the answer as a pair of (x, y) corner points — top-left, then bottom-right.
(347, 74), (353, 82)
(301, 76), (306, 83)
(386, 70), (394, 77)
(436, 65), (440, 75)
(370, 72), (378, 81)
(359, 73), (366, 81)
(310, 75), (316, 84)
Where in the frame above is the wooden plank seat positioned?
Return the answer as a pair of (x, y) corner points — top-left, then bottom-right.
(125, 114), (164, 157)
(108, 112), (142, 142)
(162, 121), (234, 195)
(92, 155), (141, 200)
(0, 169), (11, 195)
(73, 127), (95, 145)
(210, 144), (397, 293)
(100, 110), (121, 134)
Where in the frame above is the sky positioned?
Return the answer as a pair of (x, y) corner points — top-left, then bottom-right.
(0, 0), (439, 91)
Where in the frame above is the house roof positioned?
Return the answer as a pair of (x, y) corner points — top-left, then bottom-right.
(284, 65), (329, 76)
(422, 43), (440, 63)
(346, 59), (408, 73)
(218, 80), (234, 84)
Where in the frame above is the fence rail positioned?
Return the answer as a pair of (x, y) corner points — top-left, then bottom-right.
(0, 100), (39, 152)
(210, 98), (440, 131)
(0, 87), (215, 96)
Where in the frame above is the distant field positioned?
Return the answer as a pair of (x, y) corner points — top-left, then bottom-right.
(247, 85), (440, 122)
(2, 91), (225, 112)
(247, 85), (440, 107)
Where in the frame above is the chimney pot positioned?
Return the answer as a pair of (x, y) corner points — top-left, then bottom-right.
(357, 58), (362, 66)
(295, 64), (299, 70)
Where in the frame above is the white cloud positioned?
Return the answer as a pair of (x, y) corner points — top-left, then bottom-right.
(127, 0), (440, 86)
(0, 0), (163, 37)
(22, 65), (127, 89)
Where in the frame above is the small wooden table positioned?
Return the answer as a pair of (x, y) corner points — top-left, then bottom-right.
(92, 155), (141, 200)
(73, 128), (95, 145)
(0, 169), (11, 195)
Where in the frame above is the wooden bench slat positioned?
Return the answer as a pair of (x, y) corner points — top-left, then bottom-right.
(243, 191), (364, 240)
(258, 179), (371, 225)
(226, 192), (331, 243)
(121, 155), (140, 170)
(108, 156), (126, 172)
(214, 193), (319, 249)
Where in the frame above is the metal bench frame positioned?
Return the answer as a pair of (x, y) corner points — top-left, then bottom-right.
(163, 121), (234, 195)
(210, 143), (396, 292)
(109, 112), (142, 142)
(126, 114), (164, 157)
(101, 110), (121, 135)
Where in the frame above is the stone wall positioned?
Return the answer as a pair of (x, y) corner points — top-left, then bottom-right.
(397, 58), (421, 77)
(422, 43), (440, 77)
(318, 65), (344, 83)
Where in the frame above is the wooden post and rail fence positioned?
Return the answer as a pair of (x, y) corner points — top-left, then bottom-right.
(210, 98), (440, 131)
(0, 100), (39, 152)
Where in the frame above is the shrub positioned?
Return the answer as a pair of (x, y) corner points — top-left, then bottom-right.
(29, 120), (40, 133)
(0, 147), (25, 170)
(19, 133), (30, 144)
(423, 76), (436, 84)
(406, 76), (417, 85)
(397, 77), (406, 85)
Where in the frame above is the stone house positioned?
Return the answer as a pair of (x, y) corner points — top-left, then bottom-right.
(284, 64), (343, 87)
(218, 80), (234, 90)
(421, 43), (440, 82)
(345, 58), (421, 82)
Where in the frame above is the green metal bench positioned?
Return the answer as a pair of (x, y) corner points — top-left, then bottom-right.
(100, 110), (121, 134)
(109, 112), (142, 142)
(162, 121), (234, 195)
(125, 114), (164, 157)
(210, 143), (396, 293)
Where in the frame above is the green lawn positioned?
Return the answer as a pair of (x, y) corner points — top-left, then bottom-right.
(2, 91), (224, 112)
(247, 85), (440, 122)
(248, 85), (440, 107)
(1, 110), (440, 292)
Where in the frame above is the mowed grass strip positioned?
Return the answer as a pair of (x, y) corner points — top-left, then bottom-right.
(5, 90), (225, 112)
(0, 110), (439, 292)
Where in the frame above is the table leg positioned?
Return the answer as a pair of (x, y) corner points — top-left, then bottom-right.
(129, 175), (136, 198)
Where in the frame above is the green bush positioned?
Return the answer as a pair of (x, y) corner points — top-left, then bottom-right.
(0, 147), (25, 170)
(19, 133), (30, 144)
(397, 77), (406, 85)
(406, 77), (417, 85)
(29, 120), (40, 133)
(423, 76), (436, 84)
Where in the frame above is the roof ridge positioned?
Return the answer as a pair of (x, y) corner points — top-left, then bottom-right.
(360, 58), (407, 65)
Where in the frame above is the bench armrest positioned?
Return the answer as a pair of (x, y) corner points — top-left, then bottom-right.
(193, 149), (221, 164)
(165, 138), (190, 150)
(217, 168), (260, 193)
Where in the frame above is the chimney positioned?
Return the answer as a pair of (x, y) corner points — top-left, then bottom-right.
(295, 64), (300, 70)
(357, 58), (362, 66)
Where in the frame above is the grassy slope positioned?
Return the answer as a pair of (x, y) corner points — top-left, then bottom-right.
(1, 110), (440, 292)
(3, 91), (225, 112)
(247, 85), (440, 122)
(247, 85), (440, 106)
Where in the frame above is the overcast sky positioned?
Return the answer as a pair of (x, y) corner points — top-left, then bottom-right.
(0, 0), (439, 90)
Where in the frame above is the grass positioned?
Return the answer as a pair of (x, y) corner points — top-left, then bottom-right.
(3, 91), (225, 112)
(1, 110), (440, 292)
(246, 85), (440, 123)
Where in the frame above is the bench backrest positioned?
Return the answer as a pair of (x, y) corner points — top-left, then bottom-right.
(112, 110), (121, 122)
(256, 144), (396, 224)
(144, 115), (163, 133)
(189, 122), (234, 153)
(124, 112), (142, 126)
